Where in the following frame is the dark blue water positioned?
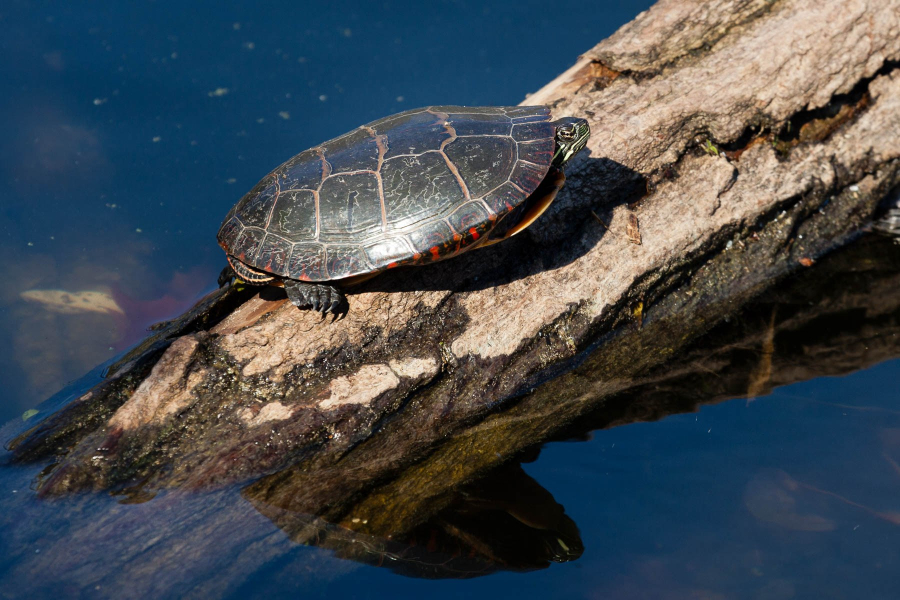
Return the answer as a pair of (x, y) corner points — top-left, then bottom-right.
(2, 1), (900, 598)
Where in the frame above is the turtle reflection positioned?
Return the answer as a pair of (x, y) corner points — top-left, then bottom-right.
(243, 461), (583, 578)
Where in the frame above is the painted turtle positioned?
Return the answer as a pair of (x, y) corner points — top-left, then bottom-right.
(217, 105), (590, 313)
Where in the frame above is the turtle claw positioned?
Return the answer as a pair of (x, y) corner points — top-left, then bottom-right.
(283, 280), (346, 316)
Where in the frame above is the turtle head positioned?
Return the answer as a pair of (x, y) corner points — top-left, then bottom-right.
(551, 117), (591, 168)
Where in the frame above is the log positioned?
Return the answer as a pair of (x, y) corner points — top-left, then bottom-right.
(6, 0), (900, 512)
(2, 206), (897, 592)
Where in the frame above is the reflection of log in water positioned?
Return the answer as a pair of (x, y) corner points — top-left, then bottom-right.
(247, 232), (900, 577)
(245, 462), (582, 579)
(551, 232), (900, 440)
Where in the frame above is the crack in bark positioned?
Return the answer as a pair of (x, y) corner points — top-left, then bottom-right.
(637, 61), (900, 192)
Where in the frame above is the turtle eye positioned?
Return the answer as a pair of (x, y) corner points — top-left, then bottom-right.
(558, 125), (576, 141)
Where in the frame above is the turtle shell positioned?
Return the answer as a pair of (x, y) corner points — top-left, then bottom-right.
(218, 105), (556, 282)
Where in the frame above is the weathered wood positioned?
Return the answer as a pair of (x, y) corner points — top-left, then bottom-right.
(7, 0), (900, 512)
(1, 215), (897, 594)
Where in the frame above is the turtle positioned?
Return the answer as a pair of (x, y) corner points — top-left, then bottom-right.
(217, 105), (590, 313)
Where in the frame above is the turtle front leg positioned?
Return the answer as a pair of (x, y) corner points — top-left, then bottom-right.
(217, 264), (236, 288)
(283, 279), (346, 314)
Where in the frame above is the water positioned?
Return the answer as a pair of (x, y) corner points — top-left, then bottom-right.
(2, 1), (900, 598)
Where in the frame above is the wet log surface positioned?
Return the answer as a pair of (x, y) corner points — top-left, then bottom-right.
(3, 0), (900, 586)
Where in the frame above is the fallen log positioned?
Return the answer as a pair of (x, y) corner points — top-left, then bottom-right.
(2, 211), (897, 593)
(6, 0), (900, 513)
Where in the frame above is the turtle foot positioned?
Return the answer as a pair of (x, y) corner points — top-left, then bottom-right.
(217, 265), (236, 288)
(283, 280), (346, 315)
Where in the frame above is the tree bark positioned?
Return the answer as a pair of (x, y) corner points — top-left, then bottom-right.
(7, 0), (900, 504)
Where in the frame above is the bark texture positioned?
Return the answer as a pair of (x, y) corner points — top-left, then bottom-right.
(7, 0), (900, 511)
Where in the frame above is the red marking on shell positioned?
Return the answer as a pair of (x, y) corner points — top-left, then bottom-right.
(516, 138), (555, 164)
(510, 161), (548, 193)
(429, 246), (441, 260)
(468, 228), (480, 241)
(387, 262), (398, 269)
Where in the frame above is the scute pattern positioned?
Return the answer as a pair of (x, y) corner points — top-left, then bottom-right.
(235, 177), (278, 228)
(443, 136), (516, 199)
(233, 227), (266, 263)
(217, 105), (555, 281)
(408, 220), (456, 254)
(448, 201), (491, 234)
(318, 173), (382, 241)
(288, 243), (326, 281)
(363, 237), (414, 266)
(379, 111), (449, 160)
(256, 235), (292, 275)
(325, 245), (367, 279)
(382, 152), (461, 230)
(270, 190), (316, 239)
